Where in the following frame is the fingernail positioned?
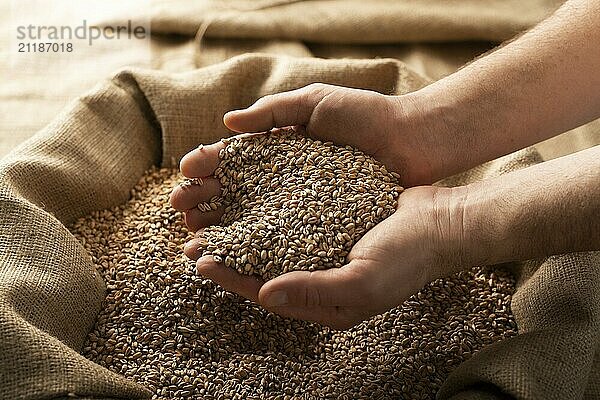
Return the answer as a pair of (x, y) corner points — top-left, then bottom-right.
(265, 291), (288, 307)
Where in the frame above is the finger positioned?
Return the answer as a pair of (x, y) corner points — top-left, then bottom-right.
(257, 260), (371, 309)
(180, 142), (226, 178)
(184, 208), (224, 231)
(196, 256), (263, 302)
(223, 83), (332, 133)
(170, 178), (222, 211)
(183, 235), (205, 260)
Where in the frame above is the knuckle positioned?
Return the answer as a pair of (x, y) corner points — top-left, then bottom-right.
(254, 94), (274, 107)
(306, 82), (325, 90)
(300, 285), (325, 307)
(305, 82), (331, 95)
(302, 285), (324, 307)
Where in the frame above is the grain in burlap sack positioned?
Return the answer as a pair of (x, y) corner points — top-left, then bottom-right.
(71, 166), (518, 399)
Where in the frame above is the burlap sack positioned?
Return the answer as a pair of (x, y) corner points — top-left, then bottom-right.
(1, 53), (599, 399)
(150, 0), (564, 42)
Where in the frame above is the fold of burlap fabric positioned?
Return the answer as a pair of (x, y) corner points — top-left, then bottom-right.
(1, 53), (598, 399)
(4, 0), (597, 162)
(150, 0), (563, 42)
(439, 253), (600, 400)
(0, 73), (161, 399)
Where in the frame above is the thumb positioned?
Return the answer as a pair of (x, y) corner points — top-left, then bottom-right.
(223, 83), (332, 133)
(257, 260), (389, 329)
(258, 260), (372, 309)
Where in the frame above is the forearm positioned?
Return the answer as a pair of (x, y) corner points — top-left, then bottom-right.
(457, 145), (600, 267)
(403, 0), (600, 181)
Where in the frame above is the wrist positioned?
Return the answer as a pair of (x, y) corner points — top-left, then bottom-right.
(451, 181), (503, 268)
(419, 182), (504, 278)
(405, 185), (471, 281)
(454, 163), (575, 268)
(403, 73), (536, 182)
(391, 87), (474, 185)
(384, 93), (435, 186)
(458, 147), (600, 266)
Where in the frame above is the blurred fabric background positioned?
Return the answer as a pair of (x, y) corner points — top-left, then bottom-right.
(1, 0), (598, 160)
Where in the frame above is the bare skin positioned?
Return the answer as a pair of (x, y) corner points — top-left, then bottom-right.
(171, 0), (600, 329)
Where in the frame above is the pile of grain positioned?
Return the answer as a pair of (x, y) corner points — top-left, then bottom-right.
(73, 167), (518, 400)
(197, 130), (403, 280)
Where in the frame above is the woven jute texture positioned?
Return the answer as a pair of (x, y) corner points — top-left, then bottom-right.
(149, 0), (564, 42)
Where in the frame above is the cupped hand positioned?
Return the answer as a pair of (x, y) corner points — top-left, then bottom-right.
(170, 137), (465, 329)
(224, 83), (437, 187)
(170, 141), (227, 232)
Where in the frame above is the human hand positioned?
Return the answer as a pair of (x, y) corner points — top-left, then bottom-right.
(170, 84), (463, 328)
(223, 83), (440, 187)
(172, 140), (465, 328)
(172, 83), (451, 231)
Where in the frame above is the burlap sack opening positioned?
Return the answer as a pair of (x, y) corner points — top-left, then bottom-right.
(1, 54), (598, 400)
